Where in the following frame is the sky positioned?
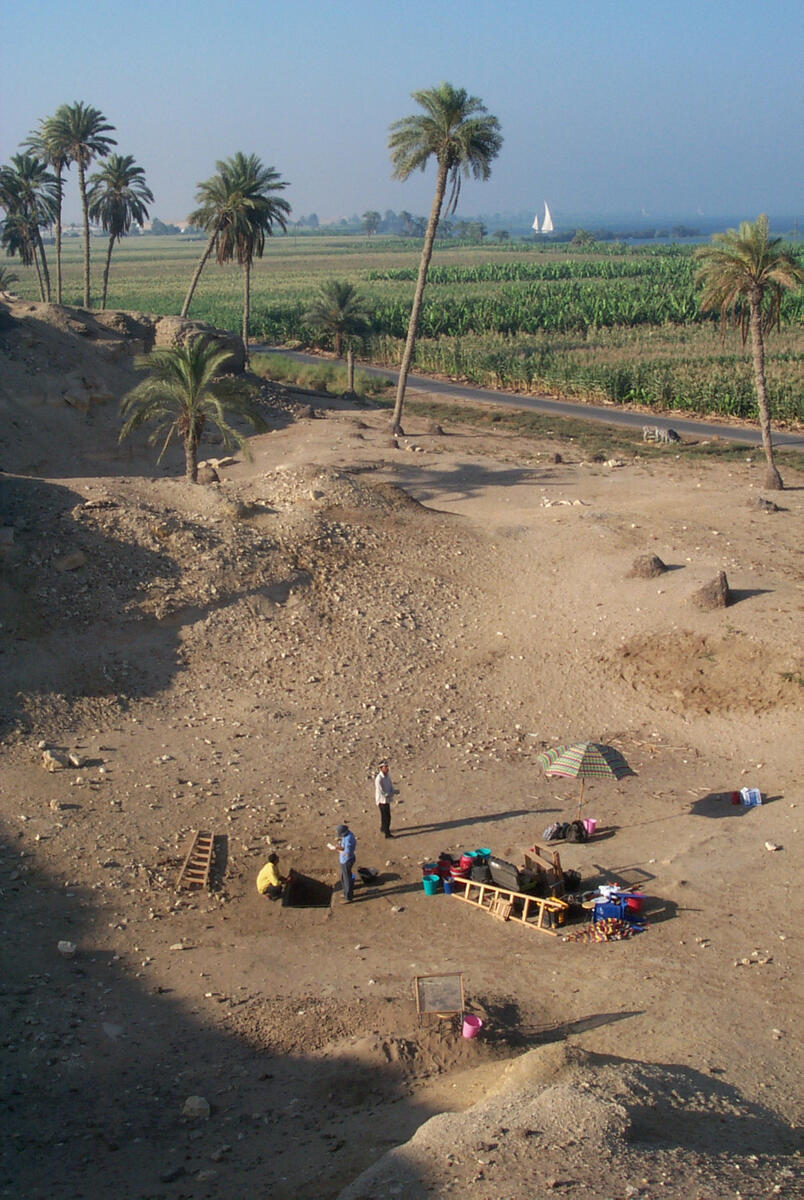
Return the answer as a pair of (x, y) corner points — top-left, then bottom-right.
(2, 0), (802, 228)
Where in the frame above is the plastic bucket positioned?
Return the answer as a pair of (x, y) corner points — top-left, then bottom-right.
(459, 854), (474, 872)
(422, 874), (441, 896)
(421, 862), (438, 876)
(583, 818), (597, 836)
(462, 1014), (483, 1039)
(475, 848), (491, 862)
(450, 864), (468, 878)
(625, 894), (644, 913)
(442, 877), (453, 895)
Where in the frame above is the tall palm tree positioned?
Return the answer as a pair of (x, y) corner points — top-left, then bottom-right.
(304, 279), (370, 393)
(56, 102), (116, 308)
(0, 153), (59, 300)
(87, 154), (153, 309)
(119, 337), (267, 482)
(181, 153), (290, 363)
(387, 82), (502, 433)
(23, 111), (72, 303)
(695, 215), (804, 490)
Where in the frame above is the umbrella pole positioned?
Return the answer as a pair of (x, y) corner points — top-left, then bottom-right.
(577, 778), (585, 821)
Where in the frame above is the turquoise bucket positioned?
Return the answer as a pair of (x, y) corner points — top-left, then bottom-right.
(422, 874), (441, 896)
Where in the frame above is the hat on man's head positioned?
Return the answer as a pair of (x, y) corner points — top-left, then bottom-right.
(336, 824), (348, 836)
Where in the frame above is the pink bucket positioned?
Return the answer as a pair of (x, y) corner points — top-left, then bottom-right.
(462, 1014), (483, 1039)
(583, 818), (597, 836)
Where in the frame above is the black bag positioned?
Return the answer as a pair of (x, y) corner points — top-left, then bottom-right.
(563, 868), (582, 892)
(566, 820), (588, 843)
(470, 864), (492, 883)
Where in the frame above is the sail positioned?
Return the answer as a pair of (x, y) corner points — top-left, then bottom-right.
(541, 202), (553, 234)
(531, 214), (540, 231)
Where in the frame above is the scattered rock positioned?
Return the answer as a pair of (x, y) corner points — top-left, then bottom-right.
(764, 841), (781, 852)
(159, 1166), (185, 1183)
(57, 940), (77, 958)
(68, 752), (86, 768)
(54, 550), (87, 572)
(691, 571), (731, 609)
(196, 464), (220, 485)
(42, 749), (67, 771)
(295, 404), (315, 420)
(628, 554), (668, 579)
(749, 496), (780, 513)
(182, 1095), (211, 1120)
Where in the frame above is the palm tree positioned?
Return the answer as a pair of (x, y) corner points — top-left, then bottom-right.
(695, 215), (804, 490)
(87, 154), (153, 309)
(0, 153), (59, 300)
(24, 111), (72, 303)
(388, 83), (502, 433)
(304, 279), (370, 393)
(56, 102), (116, 308)
(181, 153), (290, 363)
(119, 337), (267, 482)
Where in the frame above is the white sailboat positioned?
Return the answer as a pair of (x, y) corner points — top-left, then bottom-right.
(532, 202), (554, 234)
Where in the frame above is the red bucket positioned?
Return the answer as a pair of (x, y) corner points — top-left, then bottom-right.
(459, 854), (474, 872)
(451, 864), (468, 879)
(626, 894), (644, 913)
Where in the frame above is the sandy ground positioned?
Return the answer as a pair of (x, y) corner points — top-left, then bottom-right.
(0, 301), (801, 1200)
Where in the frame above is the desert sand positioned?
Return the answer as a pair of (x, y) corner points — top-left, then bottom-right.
(1, 300), (801, 1200)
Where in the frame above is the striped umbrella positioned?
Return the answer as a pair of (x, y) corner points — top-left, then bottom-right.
(536, 742), (635, 817)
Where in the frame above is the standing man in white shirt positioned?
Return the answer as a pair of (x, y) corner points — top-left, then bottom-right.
(374, 761), (395, 838)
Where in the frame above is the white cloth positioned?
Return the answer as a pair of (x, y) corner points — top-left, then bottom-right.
(374, 769), (394, 805)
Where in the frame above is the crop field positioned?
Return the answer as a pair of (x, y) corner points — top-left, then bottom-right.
(12, 233), (804, 421)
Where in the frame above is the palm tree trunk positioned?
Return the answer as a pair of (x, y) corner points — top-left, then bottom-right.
(181, 230), (216, 318)
(35, 229), (51, 301)
(749, 293), (782, 490)
(31, 244), (46, 302)
(184, 435), (198, 483)
(100, 237), (114, 309)
(55, 165), (63, 304)
(346, 346), (355, 394)
(78, 158), (91, 308)
(242, 260), (251, 367)
(391, 160), (448, 433)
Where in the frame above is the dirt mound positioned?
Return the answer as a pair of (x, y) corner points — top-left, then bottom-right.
(612, 630), (801, 714)
(338, 1045), (796, 1199)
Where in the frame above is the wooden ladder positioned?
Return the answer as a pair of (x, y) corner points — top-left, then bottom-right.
(451, 876), (568, 936)
(176, 830), (214, 891)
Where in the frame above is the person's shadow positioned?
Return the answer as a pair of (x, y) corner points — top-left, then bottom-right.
(394, 808), (533, 838)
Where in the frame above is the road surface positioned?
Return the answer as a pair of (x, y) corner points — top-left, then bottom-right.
(254, 346), (803, 449)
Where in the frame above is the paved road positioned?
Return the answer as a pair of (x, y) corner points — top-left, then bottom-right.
(254, 346), (803, 449)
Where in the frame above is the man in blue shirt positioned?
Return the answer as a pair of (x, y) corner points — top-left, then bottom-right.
(336, 823), (356, 902)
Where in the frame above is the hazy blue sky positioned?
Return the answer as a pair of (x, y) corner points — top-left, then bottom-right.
(2, 0), (802, 226)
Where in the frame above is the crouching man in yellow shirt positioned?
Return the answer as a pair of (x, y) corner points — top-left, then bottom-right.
(256, 852), (286, 901)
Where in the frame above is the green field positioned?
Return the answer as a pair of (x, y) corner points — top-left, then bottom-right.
(12, 233), (804, 422)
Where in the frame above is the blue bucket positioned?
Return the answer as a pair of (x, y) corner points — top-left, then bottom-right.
(422, 874), (441, 896)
